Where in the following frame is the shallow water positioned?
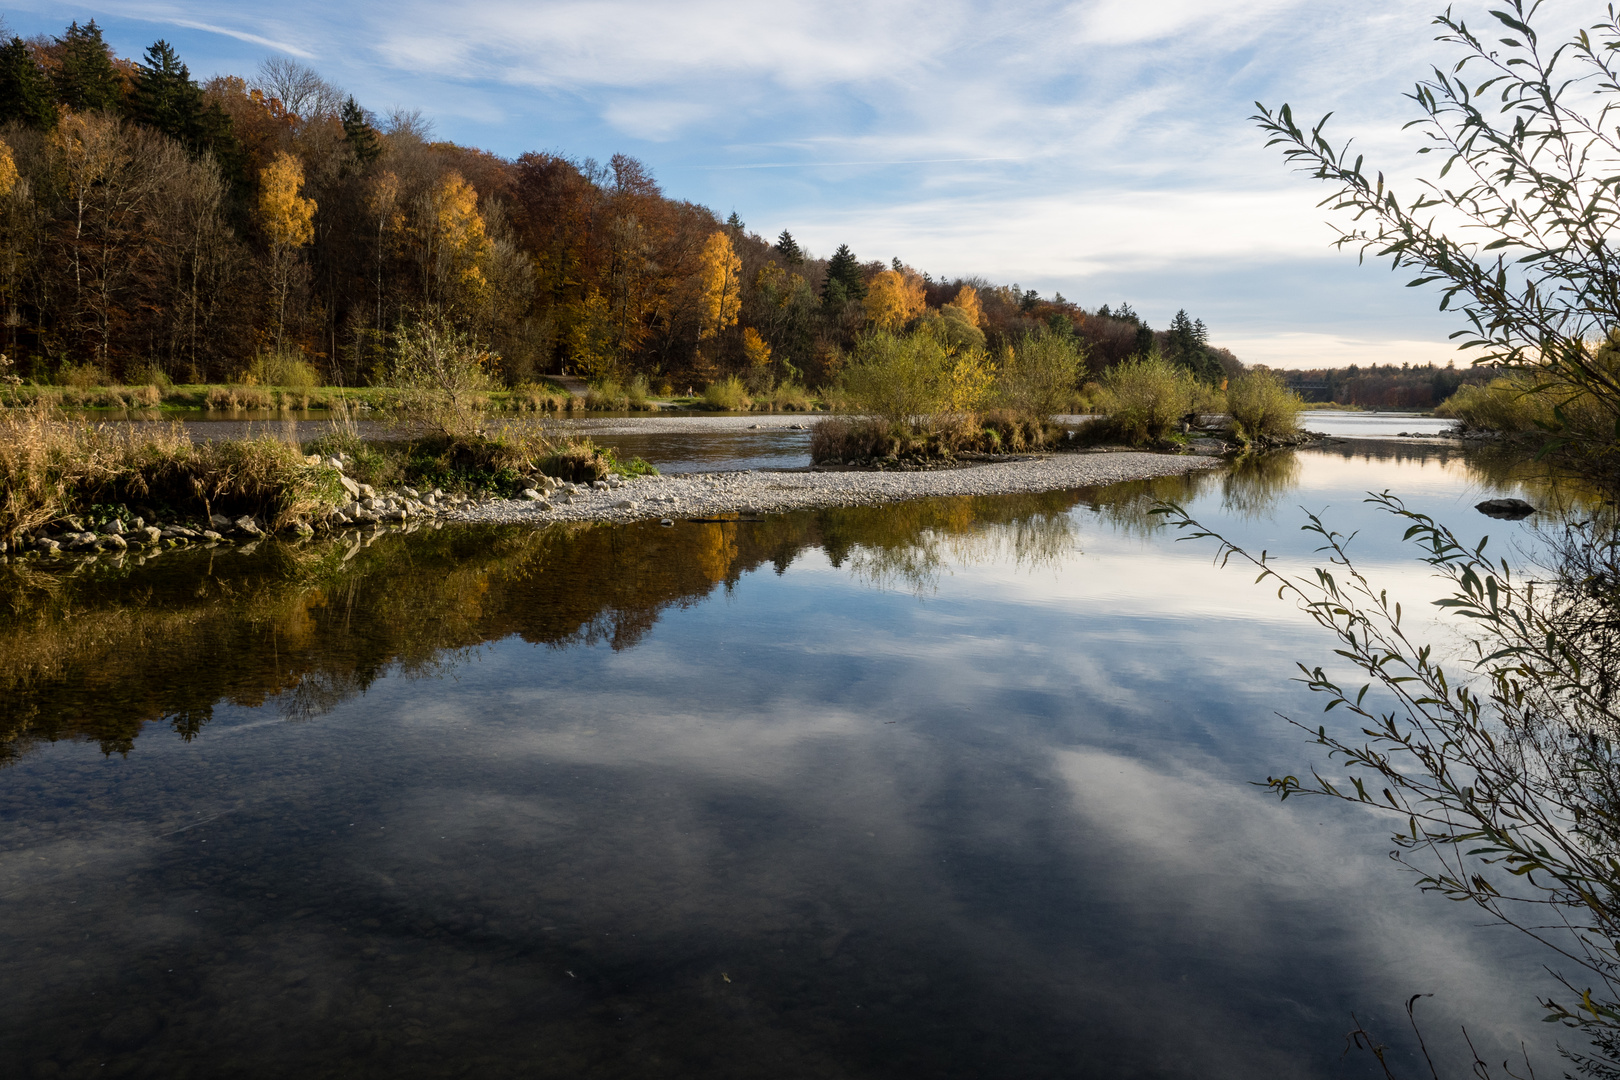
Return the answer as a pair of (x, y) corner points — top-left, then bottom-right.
(0, 444), (1582, 1077)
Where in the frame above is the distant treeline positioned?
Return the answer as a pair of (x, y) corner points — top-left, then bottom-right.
(1275, 362), (1494, 409)
(0, 19), (1241, 389)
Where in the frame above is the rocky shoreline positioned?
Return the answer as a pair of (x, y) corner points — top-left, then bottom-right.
(446, 449), (1224, 527)
(0, 447), (1224, 565)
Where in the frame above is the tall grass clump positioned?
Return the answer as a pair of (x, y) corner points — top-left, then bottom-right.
(585, 379), (629, 411)
(1225, 368), (1304, 441)
(700, 376), (751, 411)
(0, 405), (342, 540)
(1094, 353), (1200, 444)
(765, 380), (813, 411)
(247, 346), (320, 391)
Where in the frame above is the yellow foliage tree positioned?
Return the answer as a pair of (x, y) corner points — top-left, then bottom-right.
(945, 347), (997, 415)
(566, 289), (618, 379)
(951, 284), (984, 328)
(742, 326), (772, 368)
(257, 151), (316, 348)
(0, 140), (16, 199)
(696, 230), (742, 342)
(864, 268), (926, 331)
(418, 172), (490, 314)
(258, 152), (315, 248)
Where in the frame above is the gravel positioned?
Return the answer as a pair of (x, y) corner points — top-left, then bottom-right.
(446, 450), (1222, 527)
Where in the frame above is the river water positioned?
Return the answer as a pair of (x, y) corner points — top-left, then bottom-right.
(0, 441), (1587, 1078)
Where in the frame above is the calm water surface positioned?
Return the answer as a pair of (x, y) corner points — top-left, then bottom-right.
(0, 443), (1583, 1078)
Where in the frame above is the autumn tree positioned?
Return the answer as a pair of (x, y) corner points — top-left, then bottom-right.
(864, 265), (926, 330)
(412, 171), (490, 319)
(257, 150), (316, 349)
(696, 229), (742, 345)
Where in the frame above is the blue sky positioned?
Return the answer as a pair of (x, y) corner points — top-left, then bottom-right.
(3, 0), (1584, 368)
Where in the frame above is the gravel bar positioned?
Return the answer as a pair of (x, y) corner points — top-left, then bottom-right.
(447, 451), (1222, 527)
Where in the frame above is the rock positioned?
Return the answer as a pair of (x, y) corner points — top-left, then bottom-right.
(536, 499), (552, 510)
(99, 534), (128, 550)
(1476, 497), (1536, 520)
(161, 526), (198, 540)
(660, 518), (674, 527)
(593, 480), (610, 490)
(234, 516), (262, 537)
(35, 538), (60, 553)
(141, 527), (162, 544)
(105, 518), (125, 535)
(62, 515), (85, 532)
(327, 456), (344, 471)
(521, 488), (543, 501)
(615, 499), (636, 509)
(201, 530), (224, 542)
(305, 453), (321, 466)
(747, 424), (759, 429)
(210, 513), (233, 530)
(358, 483), (377, 499)
(402, 486), (420, 498)
(339, 475), (361, 498)
(64, 532), (99, 550)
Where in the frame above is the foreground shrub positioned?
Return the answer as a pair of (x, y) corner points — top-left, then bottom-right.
(700, 376), (751, 411)
(1225, 369), (1303, 441)
(388, 318), (496, 438)
(1094, 353), (1199, 444)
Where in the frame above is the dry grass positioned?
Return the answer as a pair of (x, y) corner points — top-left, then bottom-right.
(206, 385), (275, 412)
(0, 404), (344, 540)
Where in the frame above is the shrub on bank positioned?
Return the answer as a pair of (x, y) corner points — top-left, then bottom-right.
(1094, 353), (1200, 444)
(997, 333), (1084, 421)
(1225, 369), (1304, 441)
(700, 376), (751, 411)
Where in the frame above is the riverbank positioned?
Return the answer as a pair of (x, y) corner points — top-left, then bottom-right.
(447, 450), (1224, 526)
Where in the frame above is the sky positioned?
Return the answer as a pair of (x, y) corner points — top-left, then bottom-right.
(2, 0), (1591, 368)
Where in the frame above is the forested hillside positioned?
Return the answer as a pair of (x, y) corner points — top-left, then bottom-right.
(0, 20), (1238, 389)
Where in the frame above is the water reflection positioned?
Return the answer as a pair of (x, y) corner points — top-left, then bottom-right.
(0, 441), (1574, 1079)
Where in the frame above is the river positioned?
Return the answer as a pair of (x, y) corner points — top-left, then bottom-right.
(0, 439), (1584, 1078)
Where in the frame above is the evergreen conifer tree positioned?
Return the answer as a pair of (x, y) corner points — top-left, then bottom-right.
(341, 97), (380, 166)
(726, 210), (744, 231)
(823, 243), (864, 304)
(774, 230), (802, 265)
(0, 37), (53, 130)
(54, 21), (122, 113)
(131, 41), (204, 143)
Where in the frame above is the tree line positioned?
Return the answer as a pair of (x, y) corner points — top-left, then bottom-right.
(0, 19), (1240, 390)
